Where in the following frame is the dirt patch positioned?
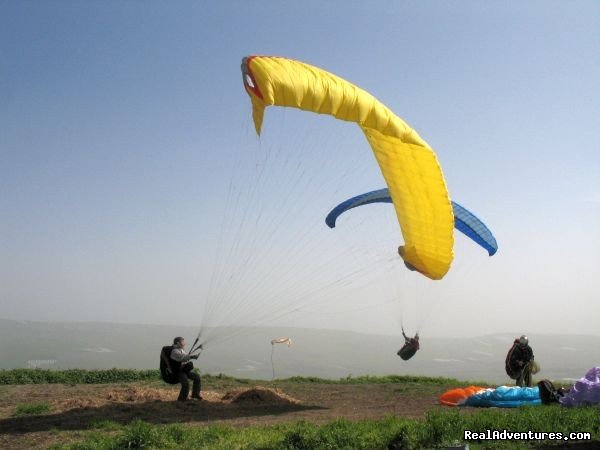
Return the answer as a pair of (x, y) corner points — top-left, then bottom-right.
(222, 387), (301, 405)
(105, 386), (181, 403)
(99, 386), (299, 406)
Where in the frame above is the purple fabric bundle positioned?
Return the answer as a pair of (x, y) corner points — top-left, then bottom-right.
(560, 366), (600, 407)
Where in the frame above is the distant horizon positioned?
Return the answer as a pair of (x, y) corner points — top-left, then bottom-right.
(2, 317), (599, 339)
(2, 319), (598, 383)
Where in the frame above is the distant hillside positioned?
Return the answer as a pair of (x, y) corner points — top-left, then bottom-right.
(1, 319), (597, 383)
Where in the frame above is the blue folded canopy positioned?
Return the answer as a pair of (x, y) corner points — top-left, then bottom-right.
(464, 386), (541, 408)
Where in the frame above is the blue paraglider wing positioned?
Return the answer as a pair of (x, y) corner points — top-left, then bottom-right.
(451, 201), (498, 256)
(325, 189), (392, 228)
(326, 188), (498, 256)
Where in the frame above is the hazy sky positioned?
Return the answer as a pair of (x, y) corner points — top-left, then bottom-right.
(1, 1), (599, 339)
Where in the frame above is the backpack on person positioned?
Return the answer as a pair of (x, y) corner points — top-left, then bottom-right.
(160, 345), (195, 384)
(160, 345), (178, 384)
(505, 341), (521, 378)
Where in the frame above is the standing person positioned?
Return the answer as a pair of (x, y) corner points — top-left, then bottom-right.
(505, 335), (535, 387)
(169, 337), (202, 401)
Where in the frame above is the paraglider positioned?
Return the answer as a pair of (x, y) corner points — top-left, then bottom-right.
(160, 337), (202, 401)
(241, 55), (454, 280)
(505, 335), (536, 387)
(397, 328), (420, 360)
(326, 188), (498, 256)
(325, 188), (497, 355)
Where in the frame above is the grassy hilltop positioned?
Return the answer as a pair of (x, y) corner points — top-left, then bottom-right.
(0, 369), (598, 449)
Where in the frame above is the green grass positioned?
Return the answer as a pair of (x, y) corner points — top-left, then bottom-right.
(277, 374), (489, 399)
(49, 405), (599, 450)
(0, 368), (160, 385)
(13, 402), (51, 416)
(285, 374), (470, 384)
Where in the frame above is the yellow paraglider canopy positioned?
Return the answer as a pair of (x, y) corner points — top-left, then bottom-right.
(242, 55), (454, 280)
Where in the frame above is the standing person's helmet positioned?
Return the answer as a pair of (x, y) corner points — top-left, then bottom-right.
(519, 335), (528, 346)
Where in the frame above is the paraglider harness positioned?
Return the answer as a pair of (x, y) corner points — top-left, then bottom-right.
(159, 343), (202, 385)
(397, 327), (420, 361)
(537, 379), (568, 404)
